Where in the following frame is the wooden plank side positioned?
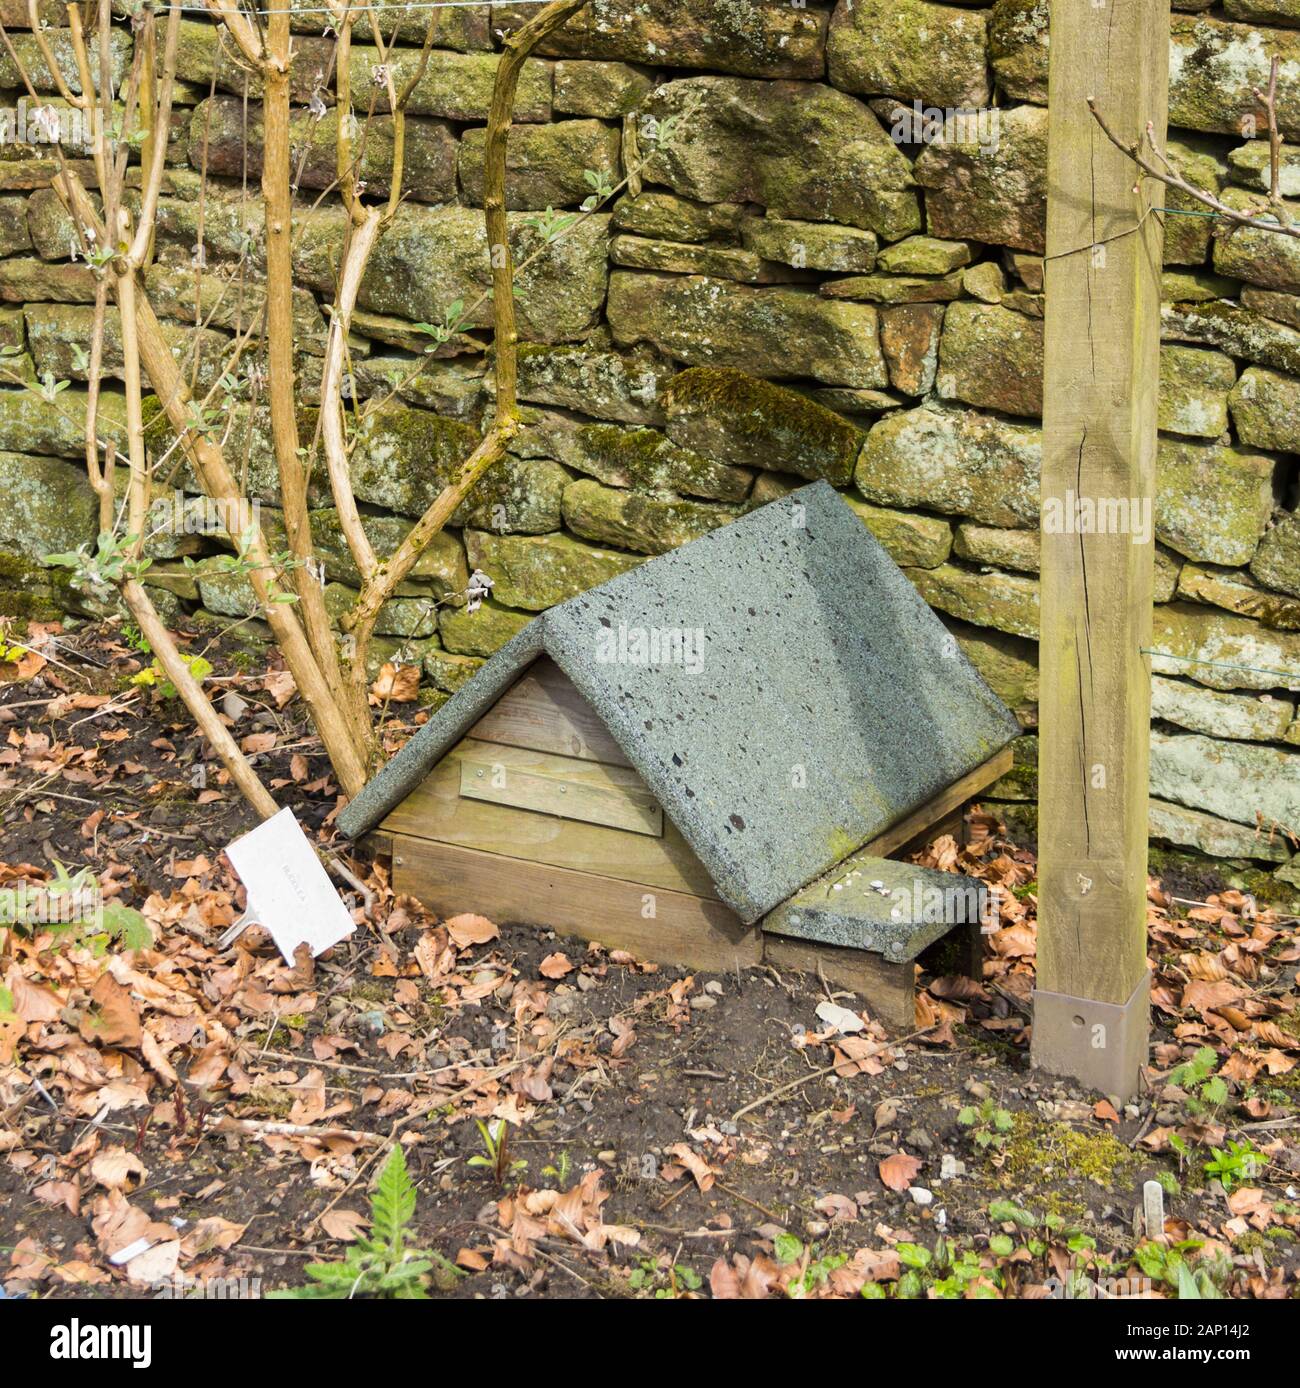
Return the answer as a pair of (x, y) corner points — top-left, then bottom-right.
(457, 740), (663, 837)
(859, 746), (1013, 858)
(382, 752), (720, 897)
(393, 836), (761, 972)
(763, 935), (915, 1032)
(468, 657), (631, 766)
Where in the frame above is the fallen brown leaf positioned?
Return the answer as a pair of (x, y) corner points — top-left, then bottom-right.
(878, 1152), (922, 1192)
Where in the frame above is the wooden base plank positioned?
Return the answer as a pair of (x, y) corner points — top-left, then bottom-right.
(392, 836), (761, 973)
(762, 934), (916, 1031)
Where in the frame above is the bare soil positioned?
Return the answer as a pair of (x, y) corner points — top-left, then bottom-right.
(1, 619), (1297, 1302)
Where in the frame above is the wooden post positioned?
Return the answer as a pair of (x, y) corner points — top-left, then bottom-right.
(1031, 0), (1168, 1099)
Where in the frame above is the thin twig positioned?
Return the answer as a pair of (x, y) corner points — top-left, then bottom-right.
(730, 1027), (936, 1123)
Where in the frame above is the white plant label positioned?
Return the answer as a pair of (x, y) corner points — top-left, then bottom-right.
(225, 808), (355, 966)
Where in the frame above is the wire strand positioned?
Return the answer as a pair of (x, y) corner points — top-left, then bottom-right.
(1143, 648), (1300, 685)
(1155, 205), (1294, 229)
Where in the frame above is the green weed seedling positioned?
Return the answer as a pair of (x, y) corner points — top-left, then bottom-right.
(626, 1256), (702, 1299)
(541, 1148), (572, 1185)
(0, 859), (151, 954)
(1134, 1238), (1228, 1299)
(131, 652), (213, 700)
(1203, 1139), (1262, 1194)
(985, 1199), (1097, 1261)
(271, 1145), (460, 1299)
(46, 530), (152, 600)
(467, 1118), (527, 1186)
(957, 1096), (1015, 1151)
(892, 1236), (1001, 1300)
(773, 1233), (848, 1299)
(1168, 1046), (1230, 1120)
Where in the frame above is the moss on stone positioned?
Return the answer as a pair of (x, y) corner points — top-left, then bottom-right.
(1170, 15), (1300, 140)
(665, 367), (863, 484)
(1177, 563), (1300, 630)
(937, 302), (1044, 417)
(989, 0), (1048, 102)
(464, 528), (642, 610)
(1164, 300), (1300, 377)
(609, 271), (889, 388)
(0, 549), (77, 621)
(829, 0), (990, 108)
(906, 561), (1039, 639)
(562, 477), (742, 556)
(1155, 439), (1278, 567)
(439, 597), (534, 657)
(575, 421), (752, 501)
(1230, 367), (1300, 454)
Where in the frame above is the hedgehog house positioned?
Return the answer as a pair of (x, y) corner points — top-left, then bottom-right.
(338, 483), (1021, 1027)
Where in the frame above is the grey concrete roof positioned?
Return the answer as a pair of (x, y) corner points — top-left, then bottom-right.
(337, 482), (1020, 924)
(764, 853), (990, 962)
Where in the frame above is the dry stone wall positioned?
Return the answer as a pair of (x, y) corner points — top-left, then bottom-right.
(2, 0), (1300, 899)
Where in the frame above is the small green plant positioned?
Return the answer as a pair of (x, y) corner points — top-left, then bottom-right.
(1169, 1046), (1230, 1119)
(771, 1233), (848, 1299)
(893, 1236), (1001, 1300)
(1133, 1238), (1227, 1298)
(985, 1200), (1096, 1262)
(1203, 1139), (1262, 1193)
(413, 299), (468, 351)
(130, 651), (213, 700)
(0, 636), (31, 665)
(541, 1148), (572, 1184)
(0, 860), (151, 953)
(31, 370), (70, 404)
(521, 205), (578, 243)
(957, 1096), (1015, 1150)
(626, 1256), (702, 1299)
(183, 399), (223, 440)
(120, 622), (151, 654)
(579, 167), (615, 212)
(270, 1145), (460, 1299)
(181, 525), (301, 605)
(467, 1119), (527, 1185)
(46, 530), (153, 599)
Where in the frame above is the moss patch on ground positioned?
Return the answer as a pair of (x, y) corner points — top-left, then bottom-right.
(1000, 1115), (1145, 1195)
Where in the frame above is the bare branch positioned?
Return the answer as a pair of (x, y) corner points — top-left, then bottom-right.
(203, 0), (264, 68)
(1250, 56), (1288, 224)
(1088, 93), (1297, 241)
(320, 208), (383, 585)
(127, 2), (182, 268)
